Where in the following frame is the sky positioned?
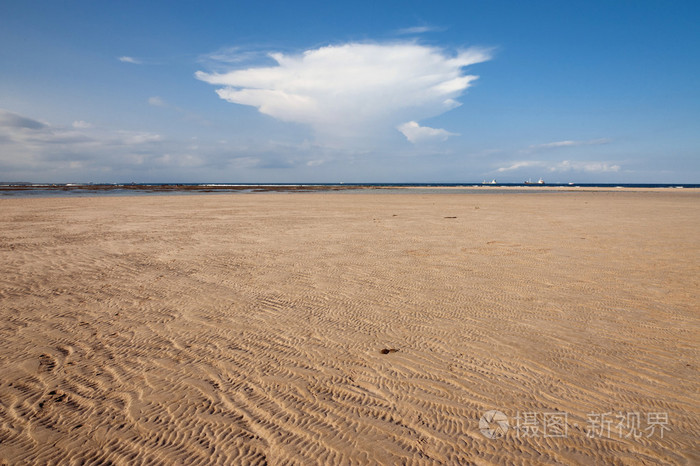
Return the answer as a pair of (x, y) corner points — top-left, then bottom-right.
(1, 0), (698, 183)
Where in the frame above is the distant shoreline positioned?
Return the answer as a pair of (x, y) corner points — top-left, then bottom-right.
(1, 182), (699, 198)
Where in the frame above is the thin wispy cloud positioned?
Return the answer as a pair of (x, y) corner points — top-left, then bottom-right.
(496, 161), (540, 172)
(196, 42), (491, 147)
(114, 130), (162, 145)
(497, 160), (621, 173)
(72, 120), (92, 129)
(395, 25), (444, 35)
(118, 56), (142, 64)
(529, 138), (611, 150)
(554, 160), (620, 173)
(198, 46), (267, 64)
(148, 96), (166, 107)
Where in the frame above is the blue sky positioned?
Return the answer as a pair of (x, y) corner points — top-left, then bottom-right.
(1, 0), (698, 183)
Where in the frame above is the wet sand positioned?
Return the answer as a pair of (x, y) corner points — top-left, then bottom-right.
(0, 190), (698, 464)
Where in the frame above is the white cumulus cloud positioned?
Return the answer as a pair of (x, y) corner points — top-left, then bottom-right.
(196, 42), (491, 146)
(397, 121), (457, 143)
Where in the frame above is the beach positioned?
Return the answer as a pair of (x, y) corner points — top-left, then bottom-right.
(0, 189), (698, 464)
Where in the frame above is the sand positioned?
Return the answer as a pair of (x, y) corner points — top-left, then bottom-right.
(0, 189), (698, 464)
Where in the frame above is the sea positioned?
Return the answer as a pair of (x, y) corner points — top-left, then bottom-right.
(0, 183), (698, 198)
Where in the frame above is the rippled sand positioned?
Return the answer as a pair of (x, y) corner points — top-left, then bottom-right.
(0, 190), (698, 464)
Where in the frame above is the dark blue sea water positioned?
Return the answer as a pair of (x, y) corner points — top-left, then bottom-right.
(0, 183), (698, 198)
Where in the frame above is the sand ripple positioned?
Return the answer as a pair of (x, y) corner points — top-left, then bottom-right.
(0, 191), (698, 464)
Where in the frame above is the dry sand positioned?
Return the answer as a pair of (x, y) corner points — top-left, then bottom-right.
(0, 190), (698, 464)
